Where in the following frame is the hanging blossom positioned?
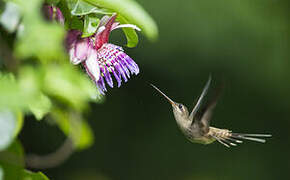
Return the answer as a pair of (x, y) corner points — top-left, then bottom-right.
(42, 4), (64, 25)
(42, 5), (140, 94)
(66, 13), (141, 94)
(66, 29), (100, 88)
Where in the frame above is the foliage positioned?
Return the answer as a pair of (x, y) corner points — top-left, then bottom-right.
(0, 141), (49, 180)
(0, 0), (157, 179)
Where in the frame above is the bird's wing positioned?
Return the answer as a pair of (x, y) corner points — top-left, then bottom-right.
(194, 82), (223, 134)
(189, 76), (212, 121)
(197, 96), (219, 133)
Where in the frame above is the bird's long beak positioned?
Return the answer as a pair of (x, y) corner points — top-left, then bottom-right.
(150, 84), (176, 106)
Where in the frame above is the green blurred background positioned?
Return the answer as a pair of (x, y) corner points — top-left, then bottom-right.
(20, 0), (290, 179)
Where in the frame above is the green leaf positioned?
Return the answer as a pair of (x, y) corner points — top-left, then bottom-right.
(0, 141), (24, 180)
(69, 16), (84, 30)
(117, 15), (138, 48)
(51, 109), (94, 150)
(0, 73), (27, 111)
(0, 141), (49, 180)
(82, 14), (100, 37)
(0, 69), (49, 117)
(15, 23), (66, 62)
(67, 0), (111, 16)
(43, 64), (102, 110)
(28, 94), (52, 120)
(0, 111), (23, 151)
(83, 0), (158, 41)
(1, 64), (103, 113)
(18, 67), (42, 105)
(21, 170), (49, 180)
(14, 0), (66, 62)
(13, 112), (23, 139)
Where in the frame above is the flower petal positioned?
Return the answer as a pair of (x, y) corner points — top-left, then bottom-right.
(75, 38), (90, 60)
(69, 47), (82, 65)
(119, 60), (130, 78)
(55, 7), (64, 25)
(104, 68), (114, 88)
(119, 53), (139, 74)
(119, 56), (136, 75)
(112, 69), (122, 87)
(65, 30), (81, 49)
(96, 26), (106, 35)
(66, 30), (89, 65)
(83, 49), (100, 81)
(99, 75), (107, 92)
(43, 5), (53, 21)
(98, 15), (110, 27)
(105, 43), (124, 52)
(115, 63), (127, 82)
(95, 13), (117, 49)
(43, 5), (64, 25)
(96, 79), (105, 95)
(94, 43), (139, 93)
(126, 56), (139, 74)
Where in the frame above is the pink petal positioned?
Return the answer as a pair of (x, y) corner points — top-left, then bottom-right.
(95, 13), (117, 50)
(65, 30), (81, 50)
(75, 38), (90, 60)
(84, 49), (100, 82)
(69, 47), (81, 65)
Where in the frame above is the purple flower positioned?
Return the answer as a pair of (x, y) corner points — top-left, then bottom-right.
(94, 43), (139, 94)
(66, 13), (140, 95)
(66, 30), (100, 83)
(92, 13), (140, 94)
(66, 30), (91, 65)
(43, 4), (64, 25)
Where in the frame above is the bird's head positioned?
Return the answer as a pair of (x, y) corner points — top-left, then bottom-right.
(151, 84), (189, 120)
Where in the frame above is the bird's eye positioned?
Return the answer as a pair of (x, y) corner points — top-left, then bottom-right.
(178, 104), (183, 109)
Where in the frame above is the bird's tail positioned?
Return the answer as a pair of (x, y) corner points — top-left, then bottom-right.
(209, 128), (272, 148)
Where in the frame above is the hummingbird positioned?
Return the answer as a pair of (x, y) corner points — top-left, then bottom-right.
(151, 77), (272, 147)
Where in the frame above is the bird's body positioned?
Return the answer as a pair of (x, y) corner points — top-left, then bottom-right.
(151, 77), (271, 147)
